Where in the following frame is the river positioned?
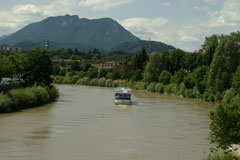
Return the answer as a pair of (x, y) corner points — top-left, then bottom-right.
(0, 85), (214, 160)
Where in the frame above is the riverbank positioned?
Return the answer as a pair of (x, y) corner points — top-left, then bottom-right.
(53, 76), (218, 102)
(0, 86), (59, 113)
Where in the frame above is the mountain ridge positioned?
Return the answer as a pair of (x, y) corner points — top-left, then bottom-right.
(0, 15), (175, 52)
(1, 14), (139, 50)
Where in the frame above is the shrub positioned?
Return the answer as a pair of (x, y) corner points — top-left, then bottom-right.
(98, 78), (106, 87)
(210, 104), (240, 151)
(54, 76), (64, 83)
(82, 77), (90, 85)
(192, 87), (201, 99)
(105, 79), (113, 87)
(89, 78), (98, 86)
(203, 152), (240, 160)
(159, 70), (172, 85)
(76, 78), (84, 85)
(231, 94), (240, 105)
(179, 83), (186, 96)
(222, 89), (235, 105)
(0, 93), (12, 112)
(134, 82), (148, 90)
(0, 86), (58, 113)
(147, 83), (156, 92)
(155, 83), (164, 93)
(183, 89), (194, 98)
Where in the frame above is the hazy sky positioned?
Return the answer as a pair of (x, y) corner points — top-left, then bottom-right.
(0, 0), (239, 51)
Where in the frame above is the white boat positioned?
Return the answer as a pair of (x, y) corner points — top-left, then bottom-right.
(114, 88), (132, 105)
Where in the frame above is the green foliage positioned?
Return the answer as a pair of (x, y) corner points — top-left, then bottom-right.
(232, 66), (240, 93)
(192, 66), (209, 94)
(87, 68), (98, 79)
(155, 83), (164, 93)
(0, 86), (58, 113)
(202, 34), (219, 66)
(202, 152), (240, 160)
(0, 55), (16, 79)
(209, 104), (240, 150)
(134, 82), (148, 90)
(0, 93), (12, 112)
(231, 95), (240, 105)
(171, 70), (186, 85)
(147, 83), (156, 92)
(207, 32), (240, 93)
(131, 69), (143, 81)
(159, 70), (172, 85)
(222, 89), (235, 105)
(184, 73), (195, 89)
(23, 48), (53, 87)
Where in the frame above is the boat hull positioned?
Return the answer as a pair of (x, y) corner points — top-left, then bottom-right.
(114, 98), (132, 105)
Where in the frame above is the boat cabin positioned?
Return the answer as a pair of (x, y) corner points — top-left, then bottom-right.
(114, 88), (132, 105)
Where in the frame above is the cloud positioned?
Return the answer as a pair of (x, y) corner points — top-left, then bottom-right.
(78, 0), (132, 11)
(208, 0), (240, 28)
(121, 18), (207, 51)
(12, 4), (43, 15)
(204, 0), (219, 4)
(163, 2), (170, 6)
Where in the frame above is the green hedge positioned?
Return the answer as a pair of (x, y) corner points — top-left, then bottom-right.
(0, 86), (59, 113)
(53, 75), (238, 103)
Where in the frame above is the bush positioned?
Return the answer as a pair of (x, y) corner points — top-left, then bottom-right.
(0, 86), (59, 113)
(179, 83), (186, 96)
(134, 82), (148, 90)
(159, 70), (172, 85)
(203, 91), (215, 102)
(222, 89), (235, 105)
(155, 83), (164, 93)
(54, 76), (64, 83)
(105, 79), (113, 87)
(231, 95), (240, 105)
(203, 152), (240, 160)
(0, 93), (12, 112)
(89, 78), (98, 86)
(209, 104), (240, 150)
(147, 83), (156, 92)
(98, 78), (106, 87)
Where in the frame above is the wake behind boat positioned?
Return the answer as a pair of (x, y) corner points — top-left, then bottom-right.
(114, 88), (132, 105)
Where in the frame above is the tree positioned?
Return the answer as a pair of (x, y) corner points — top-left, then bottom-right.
(232, 66), (240, 93)
(0, 55), (16, 80)
(171, 70), (186, 85)
(192, 66), (209, 94)
(159, 70), (172, 85)
(202, 34), (219, 66)
(131, 69), (143, 81)
(9, 53), (26, 79)
(87, 68), (98, 79)
(143, 52), (162, 82)
(22, 48), (53, 87)
(207, 32), (240, 93)
(70, 61), (81, 71)
(209, 104), (240, 151)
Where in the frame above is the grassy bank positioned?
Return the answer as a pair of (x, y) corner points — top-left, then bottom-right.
(0, 86), (59, 113)
(54, 75), (239, 103)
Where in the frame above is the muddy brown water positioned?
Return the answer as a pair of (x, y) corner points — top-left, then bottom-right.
(0, 85), (214, 160)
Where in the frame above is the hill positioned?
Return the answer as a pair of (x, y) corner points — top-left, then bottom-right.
(111, 40), (175, 53)
(0, 35), (8, 41)
(1, 15), (139, 50)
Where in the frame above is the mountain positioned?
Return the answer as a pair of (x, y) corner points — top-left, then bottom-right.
(1, 14), (139, 51)
(0, 35), (8, 41)
(14, 40), (96, 51)
(111, 40), (175, 53)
